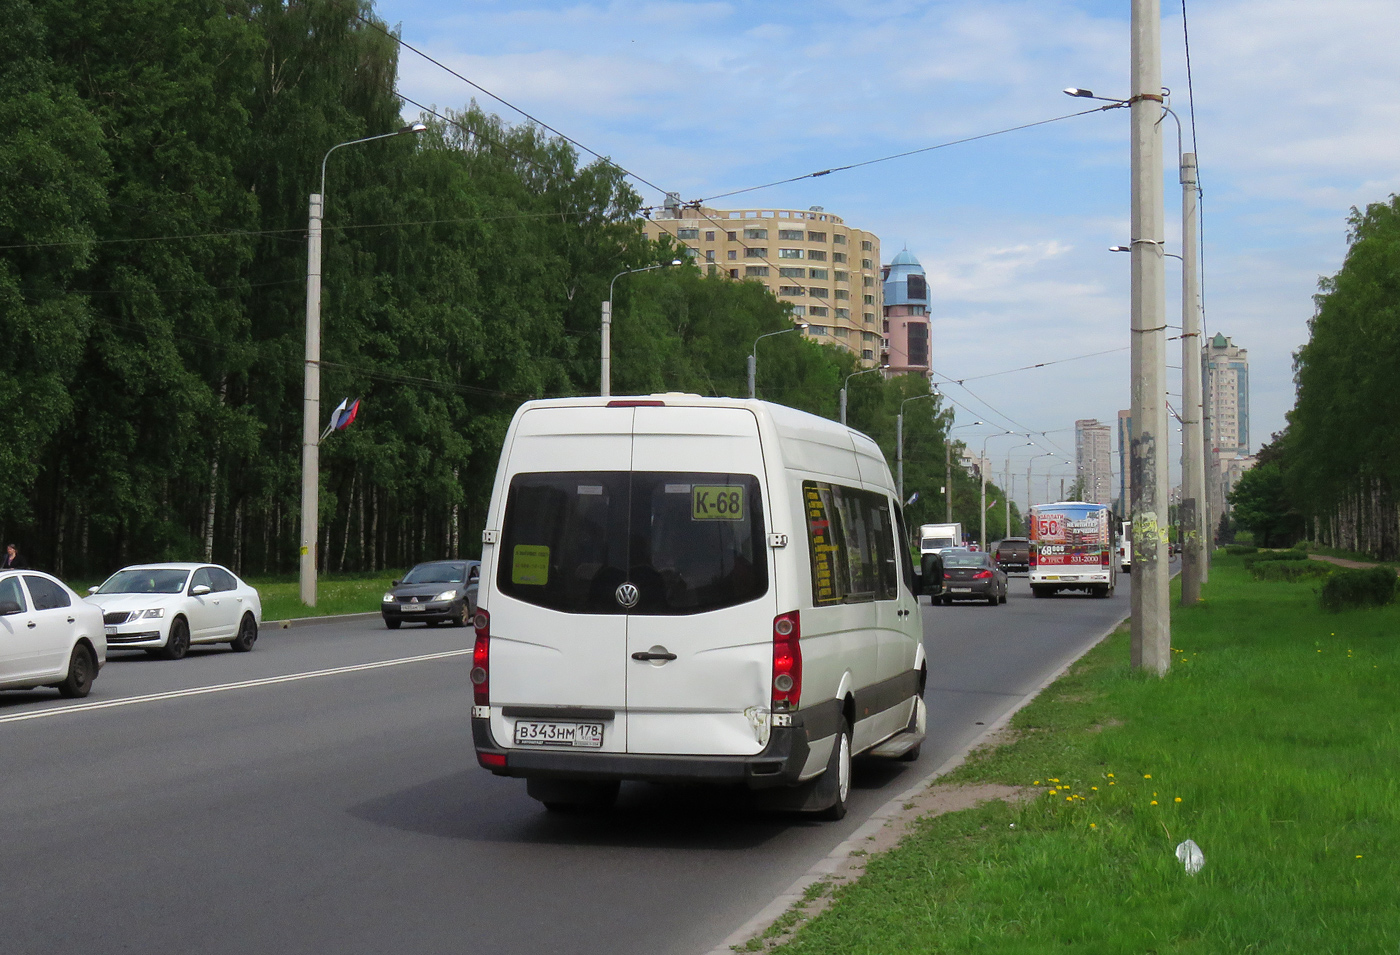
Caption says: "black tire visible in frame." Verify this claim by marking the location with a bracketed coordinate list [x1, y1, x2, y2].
[816, 720, 853, 821]
[230, 613, 258, 652]
[384, 617, 401, 630]
[144, 649, 164, 658]
[527, 778, 620, 813]
[56, 644, 96, 698]
[986, 592, 998, 606]
[451, 602, 468, 627]
[161, 617, 190, 660]
[1031, 586, 1050, 598]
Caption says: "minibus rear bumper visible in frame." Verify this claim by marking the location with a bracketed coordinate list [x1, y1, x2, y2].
[471, 716, 810, 789]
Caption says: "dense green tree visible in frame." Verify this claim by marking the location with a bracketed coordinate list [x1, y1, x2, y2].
[1229, 461, 1302, 548]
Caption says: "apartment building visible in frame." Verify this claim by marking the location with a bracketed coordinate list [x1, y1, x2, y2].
[1075, 418, 1114, 506]
[1204, 333, 1251, 509]
[643, 202, 883, 362]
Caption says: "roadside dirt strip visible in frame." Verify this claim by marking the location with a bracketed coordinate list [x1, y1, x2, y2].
[703, 611, 1130, 955]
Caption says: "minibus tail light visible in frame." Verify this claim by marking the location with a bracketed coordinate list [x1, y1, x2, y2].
[471, 609, 490, 707]
[772, 611, 802, 710]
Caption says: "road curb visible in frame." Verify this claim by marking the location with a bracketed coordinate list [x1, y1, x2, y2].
[702, 610, 1130, 955]
[265, 611, 382, 630]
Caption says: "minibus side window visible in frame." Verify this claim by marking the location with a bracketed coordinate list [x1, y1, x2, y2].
[869, 497, 898, 601]
[803, 481, 893, 605]
[803, 481, 850, 605]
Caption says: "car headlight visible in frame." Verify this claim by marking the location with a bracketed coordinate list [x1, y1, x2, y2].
[131, 608, 165, 620]
[434, 589, 458, 602]
[383, 593, 395, 603]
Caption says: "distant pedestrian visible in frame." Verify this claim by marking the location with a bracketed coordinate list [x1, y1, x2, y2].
[1, 544, 26, 570]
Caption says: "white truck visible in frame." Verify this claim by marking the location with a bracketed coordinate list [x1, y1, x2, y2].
[918, 522, 964, 555]
[1028, 502, 1117, 598]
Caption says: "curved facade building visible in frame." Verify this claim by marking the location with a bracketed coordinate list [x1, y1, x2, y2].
[643, 204, 884, 362]
[881, 249, 931, 377]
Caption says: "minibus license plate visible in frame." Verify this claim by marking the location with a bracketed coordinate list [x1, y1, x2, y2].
[514, 721, 604, 748]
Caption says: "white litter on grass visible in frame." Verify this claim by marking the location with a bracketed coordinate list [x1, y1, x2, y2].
[1176, 839, 1205, 875]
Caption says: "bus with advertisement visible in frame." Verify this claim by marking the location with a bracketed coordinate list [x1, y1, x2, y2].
[1028, 502, 1117, 599]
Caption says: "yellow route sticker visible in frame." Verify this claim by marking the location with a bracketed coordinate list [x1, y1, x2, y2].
[692, 485, 744, 520]
[511, 545, 550, 585]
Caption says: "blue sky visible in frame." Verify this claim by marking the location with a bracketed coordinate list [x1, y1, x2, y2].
[375, 0, 1400, 503]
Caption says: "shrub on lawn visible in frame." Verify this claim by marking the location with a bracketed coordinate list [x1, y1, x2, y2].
[1250, 561, 1332, 582]
[1243, 551, 1310, 568]
[1319, 565, 1398, 612]
[1225, 544, 1258, 556]
[1292, 540, 1313, 552]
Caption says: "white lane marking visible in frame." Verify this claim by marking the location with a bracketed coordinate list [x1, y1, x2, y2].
[0, 649, 473, 726]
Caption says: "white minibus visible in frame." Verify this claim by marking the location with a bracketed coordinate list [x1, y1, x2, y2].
[470, 395, 931, 818]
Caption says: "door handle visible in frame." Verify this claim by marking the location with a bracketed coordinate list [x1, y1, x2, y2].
[27, 621, 36, 629]
[898, 608, 910, 617]
[631, 651, 677, 662]
[68, 617, 75, 623]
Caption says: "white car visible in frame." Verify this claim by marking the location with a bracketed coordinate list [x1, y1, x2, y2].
[86, 563, 262, 659]
[0, 570, 106, 697]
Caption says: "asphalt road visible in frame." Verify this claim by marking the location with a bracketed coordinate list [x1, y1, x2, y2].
[1, 575, 1131, 955]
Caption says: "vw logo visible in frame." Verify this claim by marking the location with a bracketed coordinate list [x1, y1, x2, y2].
[411, 597, 419, 604]
[615, 582, 640, 609]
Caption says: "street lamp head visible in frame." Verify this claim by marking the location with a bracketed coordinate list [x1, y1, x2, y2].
[401, 122, 428, 134]
[669, 258, 683, 266]
[1064, 87, 1095, 98]
[1109, 245, 1130, 252]
[798, 321, 810, 330]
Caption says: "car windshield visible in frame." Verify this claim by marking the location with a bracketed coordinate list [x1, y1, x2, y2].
[923, 536, 954, 549]
[97, 569, 189, 594]
[944, 553, 987, 568]
[402, 562, 469, 585]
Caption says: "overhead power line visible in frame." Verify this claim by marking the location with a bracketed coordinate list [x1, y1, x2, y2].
[695, 105, 1116, 204]
[346, 6, 671, 198]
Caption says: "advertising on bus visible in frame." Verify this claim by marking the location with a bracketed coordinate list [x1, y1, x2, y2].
[1028, 502, 1116, 599]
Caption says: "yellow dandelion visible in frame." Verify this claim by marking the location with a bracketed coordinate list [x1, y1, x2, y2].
[1356, 855, 1363, 859]
[1109, 781, 1115, 786]
[1107, 773, 1114, 778]
[1091, 786, 1098, 791]
[1151, 800, 1158, 806]
[1066, 796, 1073, 802]
[1050, 778, 1059, 783]
[1089, 823, 1096, 828]
[1033, 780, 1040, 785]
[1175, 797, 1182, 803]
[1144, 774, 1152, 779]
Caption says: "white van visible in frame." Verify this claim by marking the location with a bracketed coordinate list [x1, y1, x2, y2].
[470, 395, 930, 818]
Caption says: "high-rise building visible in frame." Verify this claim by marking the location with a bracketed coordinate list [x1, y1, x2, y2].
[1075, 418, 1114, 505]
[1204, 333, 1251, 508]
[881, 250, 931, 377]
[644, 203, 883, 362]
[1117, 409, 1133, 514]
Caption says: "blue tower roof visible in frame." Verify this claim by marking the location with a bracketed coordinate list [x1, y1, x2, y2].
[883, 248, 928, 307]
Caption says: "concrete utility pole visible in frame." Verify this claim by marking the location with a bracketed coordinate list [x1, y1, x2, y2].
[1179, 152, 1206, 605]
[1129, 0, 1172, 674]
[302, 123, 425, 607]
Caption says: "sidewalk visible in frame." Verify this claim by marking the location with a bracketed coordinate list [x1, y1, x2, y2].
[1308, 553, 1398, 572]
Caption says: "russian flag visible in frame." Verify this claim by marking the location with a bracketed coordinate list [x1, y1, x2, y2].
[329, 397, 361, 432]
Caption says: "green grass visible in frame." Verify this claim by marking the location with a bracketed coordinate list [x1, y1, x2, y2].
[772, 553, 1400, 953]
[253, 571, 407, 621]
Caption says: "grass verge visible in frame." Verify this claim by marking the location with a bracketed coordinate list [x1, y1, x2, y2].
[770, 553, 1400, 953]
[254, 571, 404, 621]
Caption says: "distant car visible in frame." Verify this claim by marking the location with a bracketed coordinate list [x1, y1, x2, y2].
[995, 537, 1030, 574]
[0, 570, 106, 697]
[382, 560, 480, 629]
[86, 563, 262, 659]
[938, 550, 1008, 606]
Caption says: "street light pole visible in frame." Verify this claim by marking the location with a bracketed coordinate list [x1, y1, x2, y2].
[602, 259, 683, 397]
[979, 432, 1020, 550]
[1180, 152, 1206, 604]
[1027, 452, 1055, 512]
[896, 389, 939, 502]
[301, 123, 426, 608]
[749, 322, 808, 399]
[839, 364, 887, 426]
[1129, 0, 1172, 674]
[943, 421, 983, 524]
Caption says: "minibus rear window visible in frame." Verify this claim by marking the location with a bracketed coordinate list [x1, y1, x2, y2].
[497, 471, 768, 615]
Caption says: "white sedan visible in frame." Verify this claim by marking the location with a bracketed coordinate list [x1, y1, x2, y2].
[86, 563, 262, 660]
[0, 570, 106, 697]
